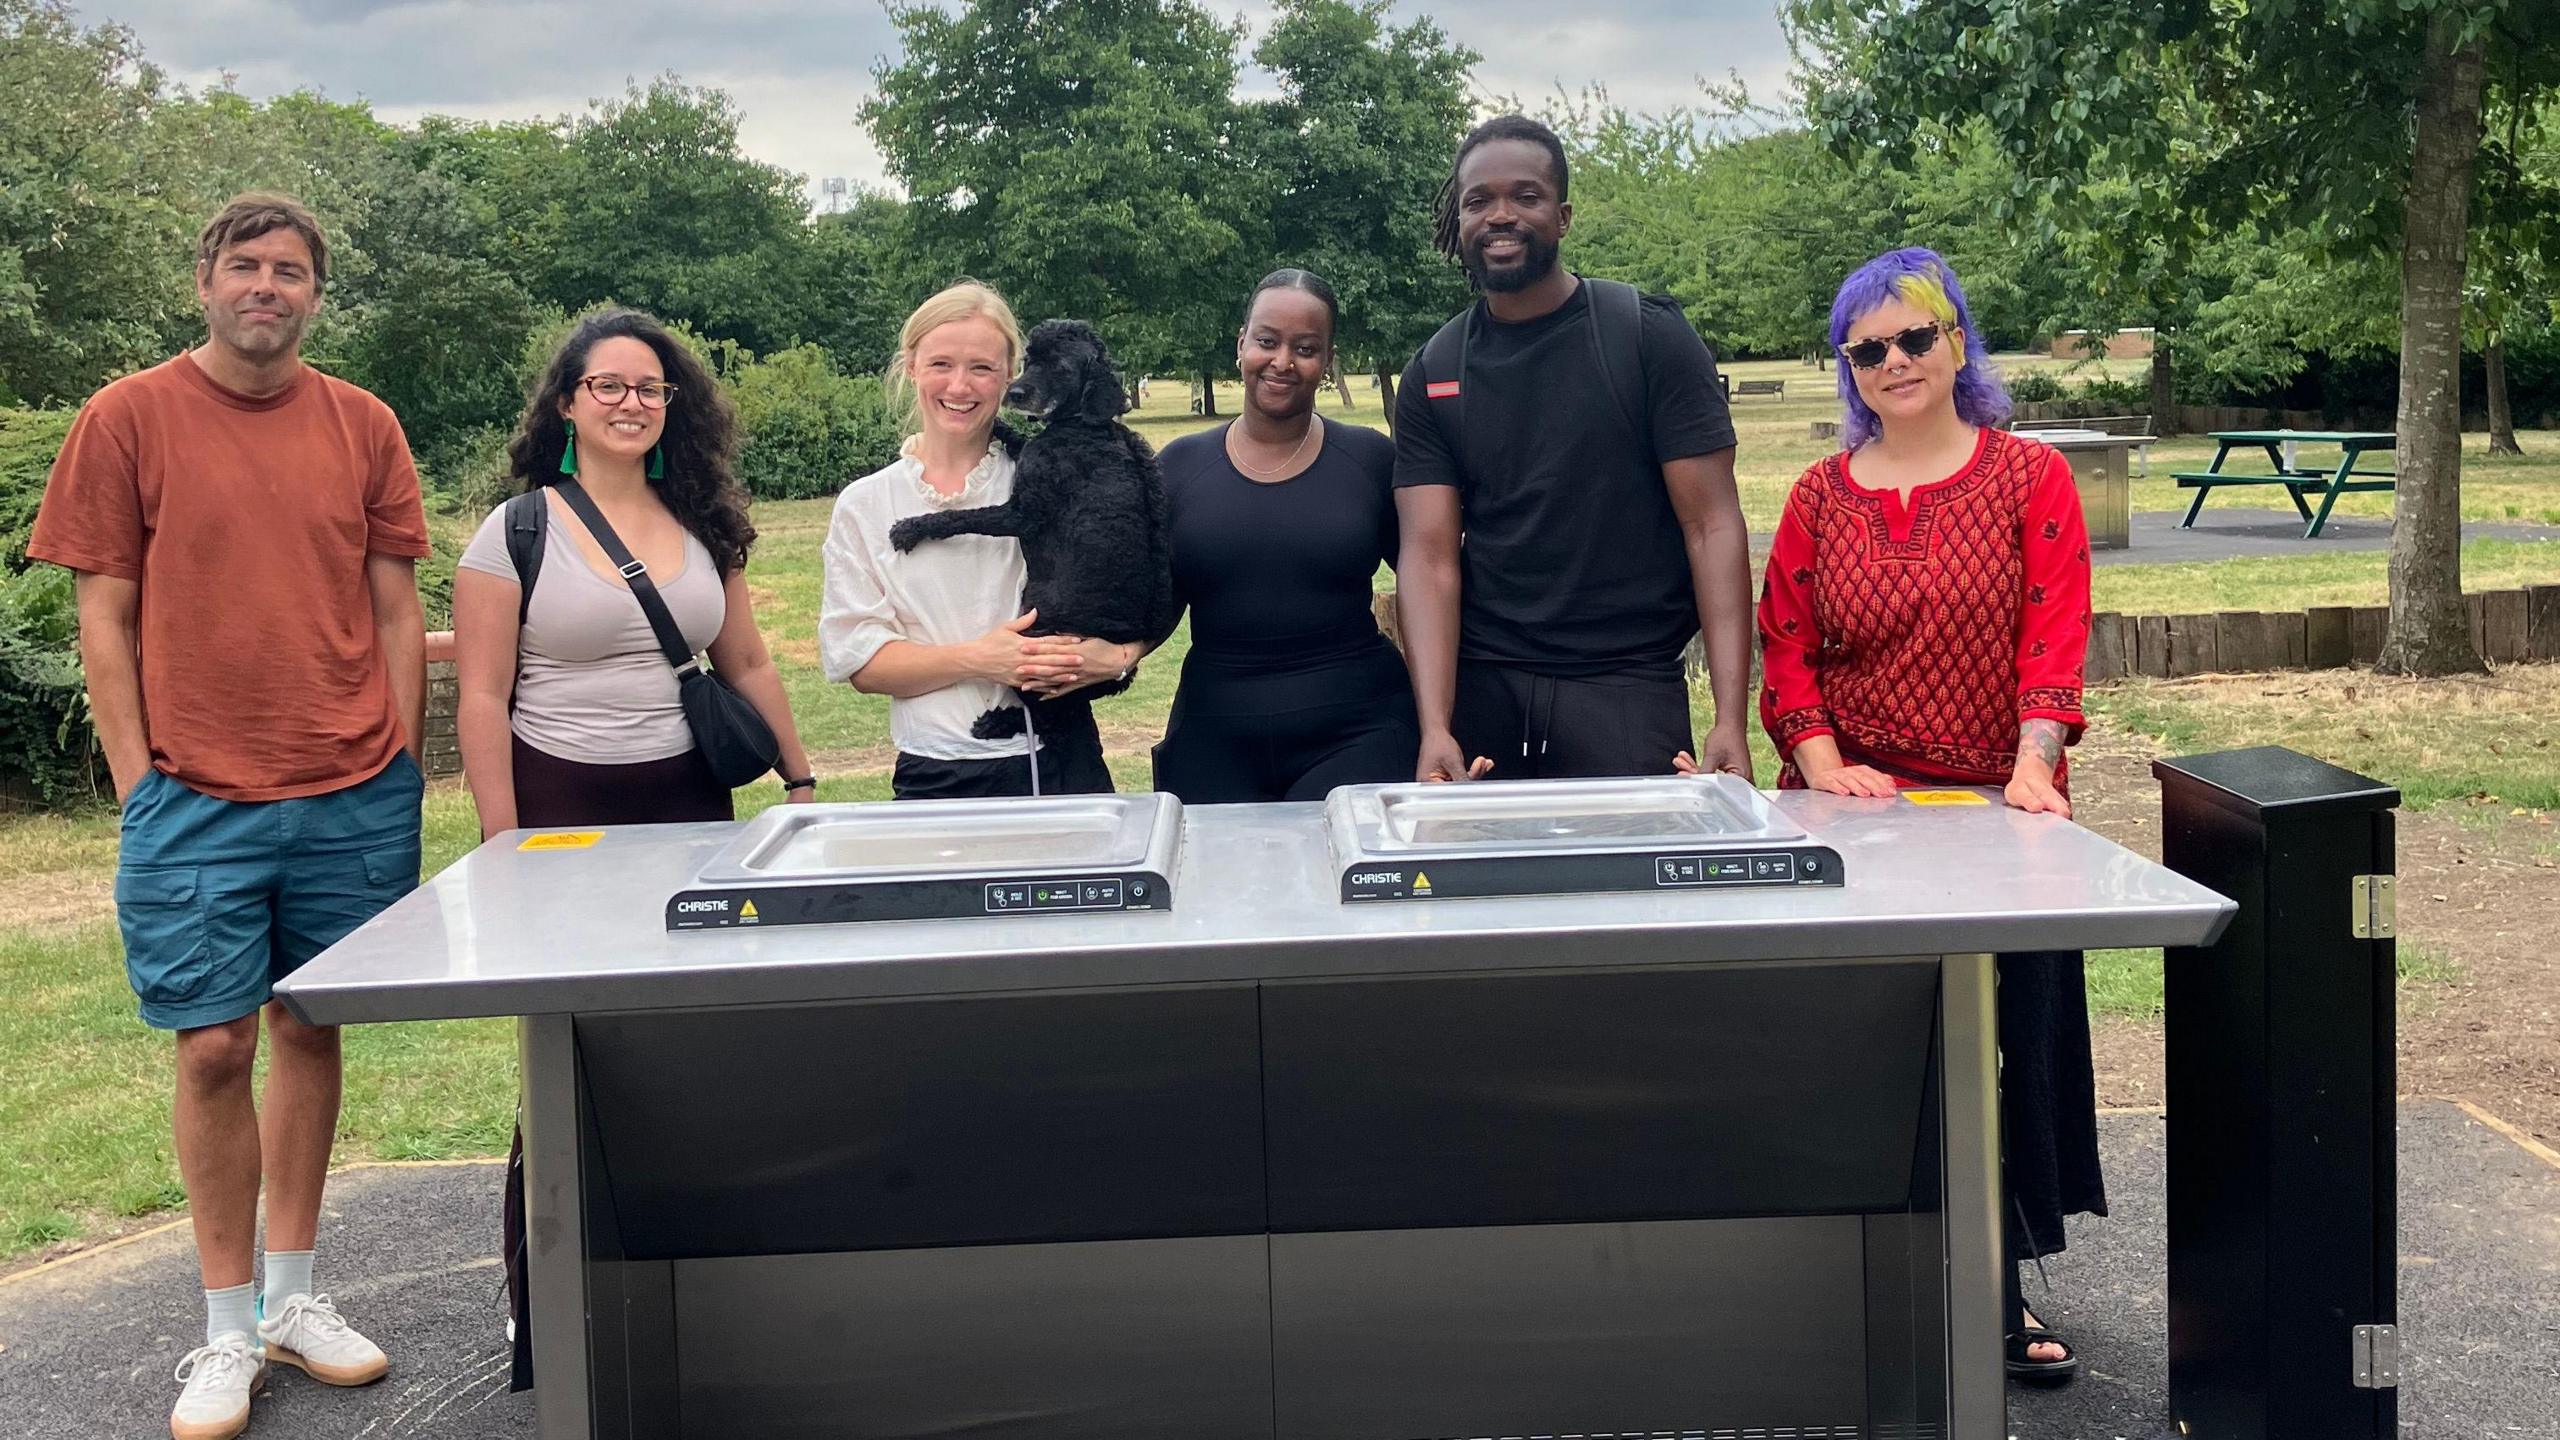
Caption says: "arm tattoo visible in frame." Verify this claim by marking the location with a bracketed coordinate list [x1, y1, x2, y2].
[2019, 718, 2066, 769]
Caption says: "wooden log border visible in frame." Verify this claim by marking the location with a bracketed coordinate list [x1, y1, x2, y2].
[2083, 584, 2560, 683]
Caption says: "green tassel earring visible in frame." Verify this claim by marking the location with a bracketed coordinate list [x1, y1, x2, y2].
[646, 445, 664, 480]
[558, 424, 578, 476]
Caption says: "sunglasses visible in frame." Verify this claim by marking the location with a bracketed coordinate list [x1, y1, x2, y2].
[1838, 323, 1944, 370]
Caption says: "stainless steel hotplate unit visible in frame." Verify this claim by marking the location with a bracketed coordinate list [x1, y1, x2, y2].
[1325, 774, 1843, 902]
[665, 794, 1180, 929]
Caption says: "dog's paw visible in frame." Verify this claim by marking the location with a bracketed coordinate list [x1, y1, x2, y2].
[888, 517, 927, 553]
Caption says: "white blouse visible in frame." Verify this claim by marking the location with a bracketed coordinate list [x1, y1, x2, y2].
[819, 438, 1042, 762]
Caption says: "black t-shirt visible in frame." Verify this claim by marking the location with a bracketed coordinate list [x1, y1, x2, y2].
[1160, 416, 1398, 667]
[1393, 280, 1737, 676]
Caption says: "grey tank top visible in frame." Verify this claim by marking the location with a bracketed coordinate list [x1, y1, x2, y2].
[457, 504, 726, 765]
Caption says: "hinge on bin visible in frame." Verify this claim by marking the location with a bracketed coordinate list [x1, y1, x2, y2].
[2351, 1323, 2400, 1388]
[2351, 875, 2397, 940]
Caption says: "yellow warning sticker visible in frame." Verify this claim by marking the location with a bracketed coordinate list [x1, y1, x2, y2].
[517, 831, 604, 851]
[739, 899, 760, 920]
[1903, 790, 1990, 807]
[1413, 871, 1434, 893]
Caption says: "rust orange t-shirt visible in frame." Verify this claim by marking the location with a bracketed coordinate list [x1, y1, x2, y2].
[29, 353, 431, 801]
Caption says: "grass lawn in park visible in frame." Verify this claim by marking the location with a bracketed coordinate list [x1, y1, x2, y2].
[6, 351, 2560, 1259]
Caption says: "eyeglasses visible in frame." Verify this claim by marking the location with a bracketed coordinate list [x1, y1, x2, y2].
[578, 376, 678, 408]
[1837, 323, 1943, 370]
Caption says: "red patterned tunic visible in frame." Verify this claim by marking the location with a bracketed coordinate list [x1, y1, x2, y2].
[1757, 427, 2091, 790]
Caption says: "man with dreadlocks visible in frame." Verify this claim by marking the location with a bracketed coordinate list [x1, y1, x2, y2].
[1392, 114, 1753, 783]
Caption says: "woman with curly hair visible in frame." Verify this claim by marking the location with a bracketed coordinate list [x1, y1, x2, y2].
[1749, 247, 2100, 1387]
[453, 307, 815, 838]
[454, 307, 815, 1389]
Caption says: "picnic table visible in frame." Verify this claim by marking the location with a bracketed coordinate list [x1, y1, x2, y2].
[2173, 430, 2396, 539]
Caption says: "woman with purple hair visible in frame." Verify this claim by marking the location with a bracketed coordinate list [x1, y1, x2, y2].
[1756, 246, 2100, 1385]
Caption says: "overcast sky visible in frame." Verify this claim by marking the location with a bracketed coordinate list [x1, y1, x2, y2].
[82, 0, 1791, 206]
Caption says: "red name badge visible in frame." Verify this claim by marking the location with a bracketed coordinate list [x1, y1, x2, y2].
[1425, 381, 1460, 399]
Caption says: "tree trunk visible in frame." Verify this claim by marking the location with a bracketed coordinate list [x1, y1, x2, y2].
[2148, 332, 2176, 436]
[1375, 362, 1398, 414]
[2376, 16, 2488, 677]
[1197, 369, 1218, 417]
[2486, 327, 2522, 456]
[1328, 357, 1356, 410]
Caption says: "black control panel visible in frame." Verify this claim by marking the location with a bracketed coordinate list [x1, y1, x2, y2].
[667, 870, 1171, 930]
[1649, 850, 1828, 886]
[1341, 846, 1841, 903]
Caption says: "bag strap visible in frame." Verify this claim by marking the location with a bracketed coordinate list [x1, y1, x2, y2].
[1419, 305, 1471, 472]
[546, 479, 701, 677]
[503, 490, 548, 627]
[1581, 276, 1653, 464]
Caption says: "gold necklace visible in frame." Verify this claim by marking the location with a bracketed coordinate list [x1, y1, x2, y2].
[1227, 418, 1317, 480]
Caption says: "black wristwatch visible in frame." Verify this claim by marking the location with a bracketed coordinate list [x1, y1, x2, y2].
[781, 774, 817, 793]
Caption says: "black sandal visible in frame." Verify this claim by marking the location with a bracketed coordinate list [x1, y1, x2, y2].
[2006, 1325, 2081, 1385]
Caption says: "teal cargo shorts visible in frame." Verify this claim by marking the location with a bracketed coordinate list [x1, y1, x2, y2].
[113, 753, 425, 1031]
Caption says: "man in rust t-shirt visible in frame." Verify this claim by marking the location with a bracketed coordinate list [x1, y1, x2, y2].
[30, 193, 426, 1439]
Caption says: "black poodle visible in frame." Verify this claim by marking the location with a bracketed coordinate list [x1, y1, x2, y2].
[890, 318, 1178, 740]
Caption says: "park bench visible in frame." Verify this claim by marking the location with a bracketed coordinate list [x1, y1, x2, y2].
[1733, 379, 1786, 399]
[2172, 429, 2396, 540]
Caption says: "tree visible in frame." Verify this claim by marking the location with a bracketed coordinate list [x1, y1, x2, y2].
[1555, 97, 2079, 370]
[1786, 0, 2560, 676]
[533, 80, 816, 357]
[799, 190, 924, 375]
[863, 0, 1261, 394]
[0, 0, 191, 406]
[1249, 0, 1477, 404]
[2471, 96, 2560, 455]
[328, 253, 541, 476]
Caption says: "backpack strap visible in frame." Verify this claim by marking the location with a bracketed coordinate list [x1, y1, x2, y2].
[1581, 276, 1654, 466]
[1419, 306, 1472, 473]
[503, 489, 548, 627]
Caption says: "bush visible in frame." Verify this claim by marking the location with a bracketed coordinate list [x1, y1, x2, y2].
[2075, 374, 2150, 409]
[2004, 371, 2065, 404]
[0, 563, 99, 806]
[422, 423, 516, 517]
[0, 407, 75, 567]
[727, 345, 903, 501]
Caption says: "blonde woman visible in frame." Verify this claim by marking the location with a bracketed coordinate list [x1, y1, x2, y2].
[819, 283, 1122, 797]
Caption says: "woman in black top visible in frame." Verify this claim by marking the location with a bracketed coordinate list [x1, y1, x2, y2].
[1149, 269, 1419, 803]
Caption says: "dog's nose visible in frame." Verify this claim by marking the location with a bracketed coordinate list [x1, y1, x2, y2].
[1003, 380, 1036, 410]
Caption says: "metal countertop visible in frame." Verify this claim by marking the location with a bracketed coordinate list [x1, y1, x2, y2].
[276, 791, 2234, 1025]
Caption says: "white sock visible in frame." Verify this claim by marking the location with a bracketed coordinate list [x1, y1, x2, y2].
[262, 1250, 314, 1314]
[206, 1282, 257, 1345]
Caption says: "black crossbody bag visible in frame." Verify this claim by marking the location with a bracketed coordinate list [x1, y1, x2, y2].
[548, 479, 781, 788]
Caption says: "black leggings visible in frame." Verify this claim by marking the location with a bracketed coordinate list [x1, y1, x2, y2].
[1153, 643, 1418, 804]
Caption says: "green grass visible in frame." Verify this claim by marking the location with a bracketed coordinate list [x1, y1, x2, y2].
[2084, 941, 2462, 1022]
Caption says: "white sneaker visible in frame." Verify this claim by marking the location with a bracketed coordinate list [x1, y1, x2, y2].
[171, 1332, 265, 1440]
[256, 1293, 389, 1387]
